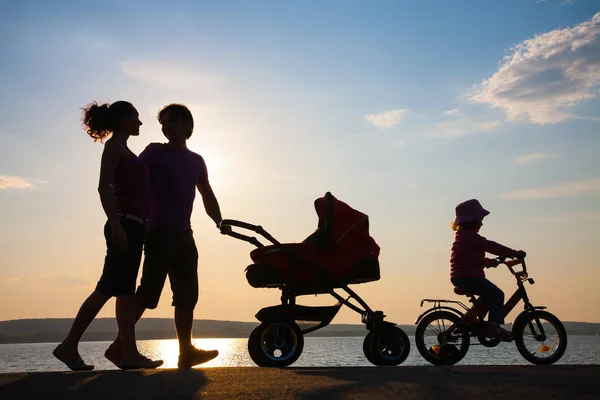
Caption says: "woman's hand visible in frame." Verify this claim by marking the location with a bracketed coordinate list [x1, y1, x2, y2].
[111, 223, 128, 251]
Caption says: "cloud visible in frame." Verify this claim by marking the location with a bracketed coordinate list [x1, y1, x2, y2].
[514, 153, 556, 165]
[120, 60, 229, 90]
[443, 108, 461, 117]
[535, 0, 574, 4]
[0, 176, 34, 190]
[6, 276, 90, 286]
[468, 12, 600, 124]
[431, 118, 502, 138]
[365, 109, 409, 129]
[503, 177, 600, 199]
[531, 211, 600, 223]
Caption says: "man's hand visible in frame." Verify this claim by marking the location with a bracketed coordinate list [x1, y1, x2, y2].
[219, 223, 232, 235]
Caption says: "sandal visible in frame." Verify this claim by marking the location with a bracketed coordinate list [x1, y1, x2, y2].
[53, 346, 94, 371]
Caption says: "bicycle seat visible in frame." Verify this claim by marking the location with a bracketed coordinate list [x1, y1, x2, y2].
[453, 286, 473, 296]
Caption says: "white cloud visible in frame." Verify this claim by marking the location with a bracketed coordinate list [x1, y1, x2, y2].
[468, 12, 600, 124]
[6, 276, 90, 286]
[0, 176, 34, 190]
[514, 153, 556, 165]
[120, 60, 229, 90]
[431, 118, 502, 138]
[443, 108, 461, 117]
[365, 109, 409, 130]
[503, 177, 600, 199]
[531, 211, 600, 223]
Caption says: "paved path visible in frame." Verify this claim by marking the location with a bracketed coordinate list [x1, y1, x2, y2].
[1, 365, 599, 399]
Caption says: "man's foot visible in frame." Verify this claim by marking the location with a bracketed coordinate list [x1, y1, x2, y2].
[178, 348, 219, 369]
[104, 343, 122, 368]
[119, 354, 164, 370]
[53, 343, 94, 371]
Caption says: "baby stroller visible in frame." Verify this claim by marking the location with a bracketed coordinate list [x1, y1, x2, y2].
[220, 192, 410, 367]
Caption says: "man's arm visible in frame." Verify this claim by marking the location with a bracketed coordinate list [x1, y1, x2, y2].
[196, 182, 225, 228]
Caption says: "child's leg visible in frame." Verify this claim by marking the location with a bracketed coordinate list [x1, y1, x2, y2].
[477, 279, 505, 324]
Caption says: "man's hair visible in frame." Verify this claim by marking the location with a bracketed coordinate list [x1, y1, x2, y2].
[157, 103, 194, 138]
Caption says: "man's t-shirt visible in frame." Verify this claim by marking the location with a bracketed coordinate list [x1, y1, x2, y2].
[139, 143, 208, 231]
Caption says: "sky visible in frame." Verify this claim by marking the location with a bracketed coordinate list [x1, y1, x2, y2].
[0, 0, 599, 326]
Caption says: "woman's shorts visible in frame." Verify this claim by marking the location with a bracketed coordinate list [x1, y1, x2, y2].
[96, 216, 146, 297]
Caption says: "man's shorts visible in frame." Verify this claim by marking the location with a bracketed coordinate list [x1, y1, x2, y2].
[136, 225, 199, 309]
[96, 217, 145, 297]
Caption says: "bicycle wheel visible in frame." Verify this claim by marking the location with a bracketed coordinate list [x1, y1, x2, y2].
[513, 310, 567, 365]
[415, 311, 470, 365]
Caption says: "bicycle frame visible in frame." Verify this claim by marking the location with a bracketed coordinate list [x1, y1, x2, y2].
[416, 258, 548, 339]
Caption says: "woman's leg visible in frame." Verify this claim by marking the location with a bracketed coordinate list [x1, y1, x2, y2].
[53, 290, 111, 370]
[115, 294, 162, 368]
[109, 220, 163, 369]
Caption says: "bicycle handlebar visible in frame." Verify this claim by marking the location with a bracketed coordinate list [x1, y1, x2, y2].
[496, 256, 528, 280]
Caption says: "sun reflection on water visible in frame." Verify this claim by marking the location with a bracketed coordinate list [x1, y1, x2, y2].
[139, 338, 252, 368]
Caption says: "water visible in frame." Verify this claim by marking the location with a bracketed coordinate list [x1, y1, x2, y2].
[0, 336, 598, 373]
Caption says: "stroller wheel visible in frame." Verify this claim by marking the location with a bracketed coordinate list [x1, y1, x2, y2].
[363, 327, 410, 366]
[247, 321, 304, 367]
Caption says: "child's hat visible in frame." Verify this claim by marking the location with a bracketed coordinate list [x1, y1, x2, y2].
[455, 199, 490, 224]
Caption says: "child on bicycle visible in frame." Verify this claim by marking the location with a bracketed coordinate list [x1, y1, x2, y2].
[450, 199, 525, 339]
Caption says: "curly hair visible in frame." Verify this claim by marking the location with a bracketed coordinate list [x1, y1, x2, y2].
[81, 101, 134, 142]
[451, 220, 483, 232]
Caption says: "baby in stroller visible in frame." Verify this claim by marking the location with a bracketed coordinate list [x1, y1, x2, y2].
[220, 192, 410, 367]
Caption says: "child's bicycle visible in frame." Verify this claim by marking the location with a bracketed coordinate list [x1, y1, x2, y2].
[414, 256, 567, 365]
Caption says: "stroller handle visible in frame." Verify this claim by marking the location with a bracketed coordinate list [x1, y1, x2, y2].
[220, 219, 281, 248]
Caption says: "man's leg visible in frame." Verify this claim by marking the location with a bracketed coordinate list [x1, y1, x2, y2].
[174, 306, 195, 354]
[170, 231, 218, 368]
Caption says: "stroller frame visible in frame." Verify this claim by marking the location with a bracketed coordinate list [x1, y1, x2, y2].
[221, 215, 411, 367]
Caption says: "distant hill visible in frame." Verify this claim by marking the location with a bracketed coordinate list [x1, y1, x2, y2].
[0, 318, 598, 344]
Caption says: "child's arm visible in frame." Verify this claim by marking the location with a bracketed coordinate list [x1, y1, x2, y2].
[484, 239, 520, 259]
[484, 258, 499, 268]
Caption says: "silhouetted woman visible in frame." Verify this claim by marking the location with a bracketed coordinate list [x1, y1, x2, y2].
[53, 101, 163, 370]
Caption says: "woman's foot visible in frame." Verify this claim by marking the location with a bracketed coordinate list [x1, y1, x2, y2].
[119, 353, 164, 370]
[104, 342, 122, 368]
[53, 343, 94, 371]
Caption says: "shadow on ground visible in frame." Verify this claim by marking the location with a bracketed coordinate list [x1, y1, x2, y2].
[0, 369, 207, 400]
[292, 365, 600, 400]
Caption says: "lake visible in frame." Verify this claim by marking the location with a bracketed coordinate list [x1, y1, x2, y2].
[1, 336, 598, 373]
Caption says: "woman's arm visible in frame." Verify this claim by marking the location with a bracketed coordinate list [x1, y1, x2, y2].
[98, 140, 127, 249]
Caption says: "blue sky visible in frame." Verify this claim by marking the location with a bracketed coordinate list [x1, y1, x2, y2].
[1, 0, 599, 324]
